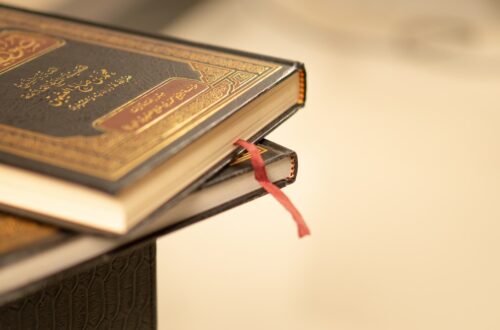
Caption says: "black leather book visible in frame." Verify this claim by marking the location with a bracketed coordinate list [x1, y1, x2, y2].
[0, 140, 297, 304]
[0, 240, 157, 329]
[0, 4, 306, 234]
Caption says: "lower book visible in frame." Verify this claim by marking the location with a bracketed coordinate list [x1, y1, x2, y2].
[0, 140, 298, 304]
[0, 241, 158, 329]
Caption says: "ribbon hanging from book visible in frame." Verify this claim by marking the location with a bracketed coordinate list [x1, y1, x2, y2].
[234, 139, 310, 238]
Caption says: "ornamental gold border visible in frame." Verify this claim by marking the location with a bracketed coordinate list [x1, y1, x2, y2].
[0, 8, 282, 180]
[0, 30, 65, 75]
[229, 145, 268, 165]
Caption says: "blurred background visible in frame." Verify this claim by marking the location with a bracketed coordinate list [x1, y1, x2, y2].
[3, 0, 500, 329]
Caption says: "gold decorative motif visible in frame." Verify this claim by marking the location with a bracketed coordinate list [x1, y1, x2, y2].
[190, 62, 232, 84]
[0, 12, 272, 74]
[0, 30, 65, 74]
[228, 71, 257, 90]
[0, 213, 58, 255]
[230, 145, 268, 165]
[0, 8, 282, 180]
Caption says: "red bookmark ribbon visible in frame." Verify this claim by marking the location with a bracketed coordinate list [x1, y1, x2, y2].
[235, 139, 310, 238]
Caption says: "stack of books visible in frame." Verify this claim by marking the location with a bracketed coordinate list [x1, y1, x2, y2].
[0, 4, 307, 323]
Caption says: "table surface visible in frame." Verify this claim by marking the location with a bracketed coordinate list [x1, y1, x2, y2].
[3, 1, 500, 329]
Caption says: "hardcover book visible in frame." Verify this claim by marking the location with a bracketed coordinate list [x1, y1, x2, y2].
[0, 140, 298, 303]
[0, 241, 157, 329]
[0, 5, 306, 234]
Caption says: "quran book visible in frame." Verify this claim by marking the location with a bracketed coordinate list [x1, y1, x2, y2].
[0, 140, 298, 302]
[0, 5, 306, 234]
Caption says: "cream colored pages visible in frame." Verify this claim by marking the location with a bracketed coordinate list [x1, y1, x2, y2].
[2, 0, 499, 329]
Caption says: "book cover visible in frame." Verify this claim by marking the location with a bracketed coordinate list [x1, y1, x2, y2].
[0, 241, 157, 329]
[0, 4, 305, 193]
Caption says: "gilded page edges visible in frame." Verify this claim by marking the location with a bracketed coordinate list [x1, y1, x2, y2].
[297, 68, 306, 105]
[0, 214, 58, 255]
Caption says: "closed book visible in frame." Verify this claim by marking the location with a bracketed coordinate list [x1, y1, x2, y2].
[0, 4, 306, 234]
[0, 140, 298, 304]
[0, 241, 158, 329]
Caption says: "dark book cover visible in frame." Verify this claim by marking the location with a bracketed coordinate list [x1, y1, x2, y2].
[0, 4, 305, 194]
[0, 241, 157, 329]
[0, 140, 297, 304]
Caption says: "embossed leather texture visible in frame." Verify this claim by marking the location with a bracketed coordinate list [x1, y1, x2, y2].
[0, 241, 157, 329]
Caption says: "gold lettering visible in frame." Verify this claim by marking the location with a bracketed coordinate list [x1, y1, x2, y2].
[13, 65, 133, 111]
[19, 65, 88, 100]
[119, 82, 199, 132]
[67, 74, 132, 111]
[14, 67, 59, 89]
